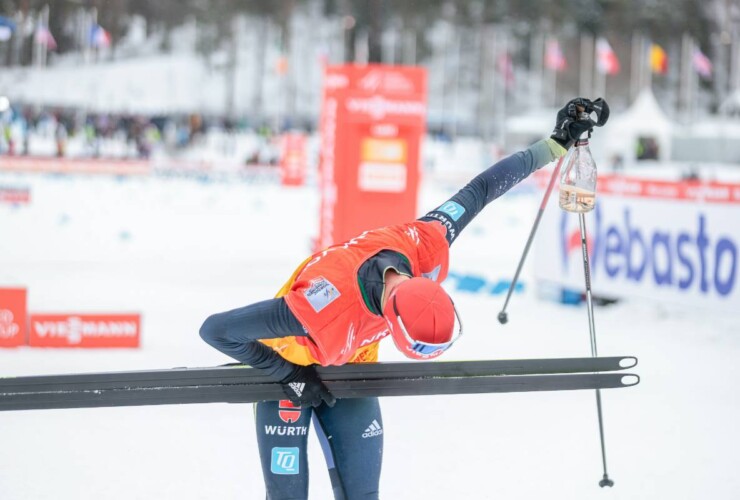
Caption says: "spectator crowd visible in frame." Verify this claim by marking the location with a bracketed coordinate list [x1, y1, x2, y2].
[0, 102, 288, 163]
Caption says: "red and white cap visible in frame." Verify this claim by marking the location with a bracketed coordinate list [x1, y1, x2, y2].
[382, 277, 462, 360]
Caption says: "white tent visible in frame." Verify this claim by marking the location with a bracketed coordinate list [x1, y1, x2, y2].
[602, 88, 673, 166]
[504, 91, 675, 168]
[719, 89, 740, 116]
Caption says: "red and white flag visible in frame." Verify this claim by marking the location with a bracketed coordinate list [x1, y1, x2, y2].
[545, 38, 567, 71]
[497, 52, 514, 89]
[596, 37, 620, 75]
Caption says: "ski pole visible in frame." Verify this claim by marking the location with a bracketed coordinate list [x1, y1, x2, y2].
[497, 154, 565, 325]
[578, 212, 614, 488]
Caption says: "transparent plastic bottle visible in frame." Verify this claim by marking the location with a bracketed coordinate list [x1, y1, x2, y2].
[558, 138, 597, 213]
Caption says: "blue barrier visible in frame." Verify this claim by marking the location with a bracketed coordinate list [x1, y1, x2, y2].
[446, 271, 524, 296]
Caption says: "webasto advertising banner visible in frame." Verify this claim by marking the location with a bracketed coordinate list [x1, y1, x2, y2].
[534, 172, 739, 311]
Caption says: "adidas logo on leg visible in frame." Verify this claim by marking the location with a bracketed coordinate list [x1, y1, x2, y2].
[362, 419, 383, 438]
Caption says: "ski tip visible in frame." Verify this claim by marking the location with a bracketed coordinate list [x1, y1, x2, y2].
[618, 356, 638, 369]
[621, 374, 640, 387]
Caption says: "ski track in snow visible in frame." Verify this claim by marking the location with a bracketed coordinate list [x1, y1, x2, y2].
[0, 171, 738, 500]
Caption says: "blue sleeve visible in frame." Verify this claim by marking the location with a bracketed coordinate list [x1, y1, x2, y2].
[420, 139, 565, 245]
[199, 298, 306, 381]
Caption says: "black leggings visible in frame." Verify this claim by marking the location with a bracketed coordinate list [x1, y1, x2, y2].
[255, 397, 383, 500]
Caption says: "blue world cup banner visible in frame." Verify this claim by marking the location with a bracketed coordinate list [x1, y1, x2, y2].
[534, 173, 739, 311]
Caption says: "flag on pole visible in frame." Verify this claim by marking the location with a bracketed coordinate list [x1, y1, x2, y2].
[596, 37, 620, 75]
[692, 47, 713, 79]
[497, 52, 515, 89]
[317, 44, 330, 66]
[89, 24, 111, 49]
[545, 38, 567, 71]
[35, 24, 57, 50]
[650, 43, 668, 74]
[0, 15, 15, 42]
[276, 55, 289, 76]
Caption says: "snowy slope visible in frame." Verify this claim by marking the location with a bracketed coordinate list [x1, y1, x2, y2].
[0, 169, 738, 500]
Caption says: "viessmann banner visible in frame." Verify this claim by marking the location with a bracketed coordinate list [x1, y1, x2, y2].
[534, 171, 739, 311]
[28, 314, 141, 348]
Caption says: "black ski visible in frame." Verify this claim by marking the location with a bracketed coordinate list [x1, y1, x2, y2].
[0, 356, 637, 393]
[0, 356, 639, 412]
[0, 373, 639, 411]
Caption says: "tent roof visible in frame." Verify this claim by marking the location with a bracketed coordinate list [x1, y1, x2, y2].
[610, 88, 673, 135]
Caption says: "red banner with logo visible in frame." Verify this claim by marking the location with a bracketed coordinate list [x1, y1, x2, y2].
[0, 288, 27, 347]
[28, 313, 141, 348]
[280, 133, 307, 186]
[533, 171, 740, 205]
[317, 64, 427, 249]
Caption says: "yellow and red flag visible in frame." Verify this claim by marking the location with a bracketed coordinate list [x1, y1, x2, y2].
[650, 44, 668, 74]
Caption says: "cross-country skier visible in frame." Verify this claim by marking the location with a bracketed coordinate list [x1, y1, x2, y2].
[199, 97, 608, 500]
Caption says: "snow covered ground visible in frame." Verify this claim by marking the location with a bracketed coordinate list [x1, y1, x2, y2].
[0, 167, 739, 499]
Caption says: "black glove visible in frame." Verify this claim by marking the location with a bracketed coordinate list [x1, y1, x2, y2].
[550, 97, 610, 149]
[280, 364, 336, 408]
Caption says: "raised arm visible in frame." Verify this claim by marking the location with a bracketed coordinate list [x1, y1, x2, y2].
[420, 138, 565, 245]
[420, 97, 609, 246]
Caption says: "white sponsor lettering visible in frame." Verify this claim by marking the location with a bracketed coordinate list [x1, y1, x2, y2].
[358, 70, 414, 93]
[405, 226, 420, 245]
[0, 309, 19, 339]
[0, 309, 14, 323]
[362, 419, 384, 438]
[32, 317, 138, 345]
[341, 322, 356, 355]
[346, 96, 426, 120]
[359, 329, 389, 346]
[645, 184, 680, 198]
[605, 179, 642, 196]
[264, 425, 309, 436]
[325, 73, 349, 90]
[358, 162, 407, 193]
[685, 185, 731, 201]
[288, 382, 305, 397]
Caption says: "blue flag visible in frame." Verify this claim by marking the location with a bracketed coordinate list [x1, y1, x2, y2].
[0, 16, 15, 42]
